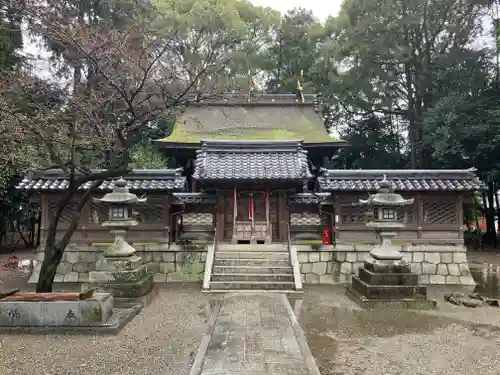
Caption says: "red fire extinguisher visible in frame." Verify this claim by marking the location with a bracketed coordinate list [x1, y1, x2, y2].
[322, 227, 332, 245]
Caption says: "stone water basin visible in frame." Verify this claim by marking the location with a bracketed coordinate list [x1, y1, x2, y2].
[0, 290, 114, 327]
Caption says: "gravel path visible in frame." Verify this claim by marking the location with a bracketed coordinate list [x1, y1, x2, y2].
[0, 285, 211, 375]
[300, 285, 500, 375]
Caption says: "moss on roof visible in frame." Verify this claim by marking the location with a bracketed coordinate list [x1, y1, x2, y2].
[156, 105, 340, 143]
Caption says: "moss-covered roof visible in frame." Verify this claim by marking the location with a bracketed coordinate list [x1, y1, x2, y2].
[156, 99, 340, 144]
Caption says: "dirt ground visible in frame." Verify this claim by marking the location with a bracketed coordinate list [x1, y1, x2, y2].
[1, 250, 500, 375]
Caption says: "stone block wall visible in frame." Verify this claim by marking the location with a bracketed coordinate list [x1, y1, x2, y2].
[294, 244, 475, 286]
[30, 243, 207, 285]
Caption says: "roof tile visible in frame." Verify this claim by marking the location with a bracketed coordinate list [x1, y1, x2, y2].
[17, 169, 186, 191]
[318, 169, 483, 192]
[193, 140, 313, 181]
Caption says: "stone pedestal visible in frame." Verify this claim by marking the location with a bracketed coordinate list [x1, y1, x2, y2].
[87, 255, 153, 301]
[0, 293, 114, 327]
[346, 257, 437, 309]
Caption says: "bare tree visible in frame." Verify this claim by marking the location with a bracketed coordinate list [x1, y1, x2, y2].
[0, 0, 236, 292]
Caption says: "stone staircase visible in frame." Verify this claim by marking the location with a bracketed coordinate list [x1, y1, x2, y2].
[208, 244, 298, 292]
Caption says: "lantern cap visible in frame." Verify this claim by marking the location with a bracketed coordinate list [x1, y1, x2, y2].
[359, 175, 414, 207]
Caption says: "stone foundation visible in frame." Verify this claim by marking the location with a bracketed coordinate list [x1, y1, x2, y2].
[31, 242, 474, 287]
[30, 243, 207, 285]
[295, 244, 475, 286]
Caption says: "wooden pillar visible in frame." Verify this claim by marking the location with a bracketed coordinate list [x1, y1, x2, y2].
[80, 194, 90, 239]
[278, 191, 287, 241]
[416, 195, 423, 239]
[215, 192, 225, 242]
[164, 195, 170, 239]
[457, 194, 464, 239]
[333, 194, 340, 242]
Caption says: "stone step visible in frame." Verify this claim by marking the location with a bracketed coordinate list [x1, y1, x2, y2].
[358, 268, 419, 286]
[203, 289, 303, 294]
[211, 273, 294, 282]
[351, 276, 428, 300]
[209, 281, 296, 290]
[213, 258, 290, 266]
[215, 251, 289, 259]
[217, 244, 287, 252]
[213, 265, 293, 274]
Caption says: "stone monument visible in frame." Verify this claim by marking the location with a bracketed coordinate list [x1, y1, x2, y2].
[87, 178, 154, 302]
[346, 177, 437, 309]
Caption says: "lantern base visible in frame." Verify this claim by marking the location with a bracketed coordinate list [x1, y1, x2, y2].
[346, 260, 436, 310]
[364, 257, 410, 274]
[88, 255, 154, 302]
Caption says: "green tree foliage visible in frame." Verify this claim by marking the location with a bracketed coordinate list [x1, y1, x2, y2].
[130, 144, 168, 169]
[337, 115, 407, 169]
[263, 8, 325, 93]
[4, 0, 247, 292]
[0, 0, 23, 72]
[8, 0, 500, 285]
[320, 0, 488, 168]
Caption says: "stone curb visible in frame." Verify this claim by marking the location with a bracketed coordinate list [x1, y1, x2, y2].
[187, 299, 221, 375]
[281, 294, 322, 375]
[0, 304, 142, 335]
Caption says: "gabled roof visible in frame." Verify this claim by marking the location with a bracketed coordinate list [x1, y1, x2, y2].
[317, 169, 483, 192]
[155, 94, 343, 145]
[193, 139, 313, 181]
[17, 169, 186, 192]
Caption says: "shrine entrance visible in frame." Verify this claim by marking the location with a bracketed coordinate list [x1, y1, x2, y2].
[231, 189, 274, 244]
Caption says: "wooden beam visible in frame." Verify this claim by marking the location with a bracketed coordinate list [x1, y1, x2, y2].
[215, 192, 225, 242]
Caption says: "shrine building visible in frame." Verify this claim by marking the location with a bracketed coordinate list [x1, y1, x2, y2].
[19, 93, 482, 291]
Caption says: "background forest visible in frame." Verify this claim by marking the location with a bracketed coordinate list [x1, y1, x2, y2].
[2, 0, 500, 254]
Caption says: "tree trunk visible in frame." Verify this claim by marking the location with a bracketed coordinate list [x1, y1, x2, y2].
[35, 174, 118, 292]
[482, 183, 498, 248]
[495, 183, 500, 240]
[488, 182, 498, 248]
[36, 242, 64, 293]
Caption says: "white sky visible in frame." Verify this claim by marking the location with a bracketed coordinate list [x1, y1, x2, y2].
[250, 0, 342, 21]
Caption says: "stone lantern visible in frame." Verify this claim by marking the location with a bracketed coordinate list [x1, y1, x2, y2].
[345, 176, 436, 309]
[87, 178, 153, 301]
[360, 176, 414, 270]
[92, 178, 146, 258]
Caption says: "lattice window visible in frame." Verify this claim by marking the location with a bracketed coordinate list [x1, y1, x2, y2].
[48, 199, 79, 225]
[423, 199, 457, 224]
[340, 205, 367, 224]
[290, 212, 321, 226]
[183, 213, 213, 225]
[135, 199, 165, 224]
[396, 206, 414, 224]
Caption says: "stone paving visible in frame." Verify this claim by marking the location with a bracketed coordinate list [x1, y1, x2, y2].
[195, 293, 319, 375]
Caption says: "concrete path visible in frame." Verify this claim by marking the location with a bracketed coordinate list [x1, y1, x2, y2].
[189, 293, 321, 375]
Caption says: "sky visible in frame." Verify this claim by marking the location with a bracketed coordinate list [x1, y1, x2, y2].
[250, 0, 342, 21]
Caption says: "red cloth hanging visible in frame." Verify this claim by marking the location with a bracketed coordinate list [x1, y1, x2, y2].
[265, 187, 269, 225]
[233, 187, 237, 220]
[249, 194, 254, 220]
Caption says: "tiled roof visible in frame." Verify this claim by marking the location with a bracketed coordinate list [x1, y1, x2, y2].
[318, 169, 483, 192]
[193, 139, 313, 181]
[17, 169, 186, 191]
